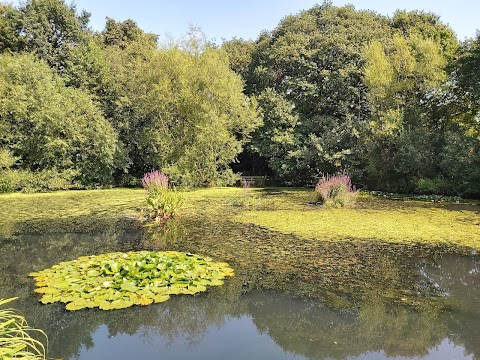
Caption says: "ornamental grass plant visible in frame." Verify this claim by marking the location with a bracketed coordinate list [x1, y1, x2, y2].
[141, 171, 184, 220]
[315, 171, 358, 207]
[0, 297, 47, 359]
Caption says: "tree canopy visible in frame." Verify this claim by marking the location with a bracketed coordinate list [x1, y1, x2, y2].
[0, 0, 479, 196]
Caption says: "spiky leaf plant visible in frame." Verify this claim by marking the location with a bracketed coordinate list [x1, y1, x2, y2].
[0, 297, 47, 359]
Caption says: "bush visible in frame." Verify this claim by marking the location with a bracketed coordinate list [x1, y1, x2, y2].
[141, 170, 184, 220]
[415, 177, 450, 195]
[315, 171, 358, 207]
[0, 169, 78, 193]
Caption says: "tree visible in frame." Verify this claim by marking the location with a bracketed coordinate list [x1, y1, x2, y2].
[97, 26, 261, 186]
[0, 3, 24, 52]
[455, 33, 480, 134]
[244, 3, 391, 184]
[1, 0, 90, 70]
[221, 38, 256, 79]
[0, 53, 119, 185]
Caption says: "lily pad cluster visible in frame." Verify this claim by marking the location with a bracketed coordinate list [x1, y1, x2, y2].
[29, 251, 234, 311]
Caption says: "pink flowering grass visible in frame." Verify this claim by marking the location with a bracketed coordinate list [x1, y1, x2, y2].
[240, 178, 252, 192]
[140, 170, 184, 220]
[315, 171, 358, 207]
[141, 170, 168, 193]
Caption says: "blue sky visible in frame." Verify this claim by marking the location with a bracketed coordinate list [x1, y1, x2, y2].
[54, 1, 480, 42]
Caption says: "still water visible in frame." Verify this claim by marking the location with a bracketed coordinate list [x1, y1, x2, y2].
[0, 221, 479, 360]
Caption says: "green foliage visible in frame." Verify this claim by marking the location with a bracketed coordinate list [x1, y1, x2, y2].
[235, 3, 480, 196]
[141, 171, 185, 220]
[0, 148, 17, 169]
[102, 17, 158, 49]
[391, 10, 459, 61]
[0, 3, 24, 52]
[243, 4, 391, 184]
[145, 189, 185, 221]
[0, 0, 478, 195]
[30, 251, 234, 310]
[0, 168, 78, 193]
[10, 0, 89, 69]
[0, 52, 119, 186]
[415, 177, 449, 195]
[221, 38, 256, 78]
[100, 30, 261, 185]
[0, 298, 47, 359]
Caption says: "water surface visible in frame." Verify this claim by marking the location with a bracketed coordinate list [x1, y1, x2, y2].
[0, 218, 479, 359]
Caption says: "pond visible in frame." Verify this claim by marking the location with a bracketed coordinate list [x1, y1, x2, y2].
[0, 213, 479, 360]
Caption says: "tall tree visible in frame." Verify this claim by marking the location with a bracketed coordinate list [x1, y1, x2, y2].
[244, 3, 391, 184]
[1, 0, 90, 70]
[0, 3, 24, 52]
[97, 25, 261, 185]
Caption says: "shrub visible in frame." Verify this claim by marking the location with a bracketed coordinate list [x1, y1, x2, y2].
[0, 169, 78, 193]
[315, 171, 358, 207]
[141, 170, 184, 220]
[0, 297, 47, 359]
[415, 177, 450, 195]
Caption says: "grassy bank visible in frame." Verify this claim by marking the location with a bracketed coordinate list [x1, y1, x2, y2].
[0, 189, 145, 234]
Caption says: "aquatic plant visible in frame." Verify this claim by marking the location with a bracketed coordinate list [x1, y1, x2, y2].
[29, 251, 234, 311]
[0, 297, 47, 359]
[315, 171, 358, 207]
[241, 178, 252, 191]
[141, 171, 184, 220]
[141, 170, 168, 193]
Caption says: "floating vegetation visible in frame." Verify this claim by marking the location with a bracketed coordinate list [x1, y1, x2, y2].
[29, 251, 234, 311]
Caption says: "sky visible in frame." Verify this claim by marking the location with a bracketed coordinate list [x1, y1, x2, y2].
[26, 0, 480, 43]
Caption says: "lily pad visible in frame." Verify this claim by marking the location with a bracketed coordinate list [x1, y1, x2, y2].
[29, 251, 234, 311]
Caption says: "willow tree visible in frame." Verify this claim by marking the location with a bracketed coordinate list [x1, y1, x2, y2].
[97, 23, 260, 186]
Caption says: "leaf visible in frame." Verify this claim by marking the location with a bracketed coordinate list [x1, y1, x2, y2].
[153, 294, 170, 303]
[35, 287, 61, 295]
[40, 295, 57, 304]
[136, 296, 153, 306]
[86, 270, 100, 277]
[30, 250, 234, 310]
[65, 298, 87, 311]
[120, 282, 139, 292]
[209, 279, 224, 286]
[109, 299, 133, 309]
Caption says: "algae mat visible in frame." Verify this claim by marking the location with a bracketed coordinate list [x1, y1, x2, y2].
[236, 207, 480, 249]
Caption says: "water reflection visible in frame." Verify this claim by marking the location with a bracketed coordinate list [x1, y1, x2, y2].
[0, 224, 479, 359]
[33, 290, 478, 360]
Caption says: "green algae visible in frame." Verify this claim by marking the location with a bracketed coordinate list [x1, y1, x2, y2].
[236, 206, 480, 249]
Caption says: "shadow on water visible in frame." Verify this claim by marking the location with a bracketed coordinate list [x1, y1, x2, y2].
[0, 209, 479, 359]
[444, 203, 480, 213]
